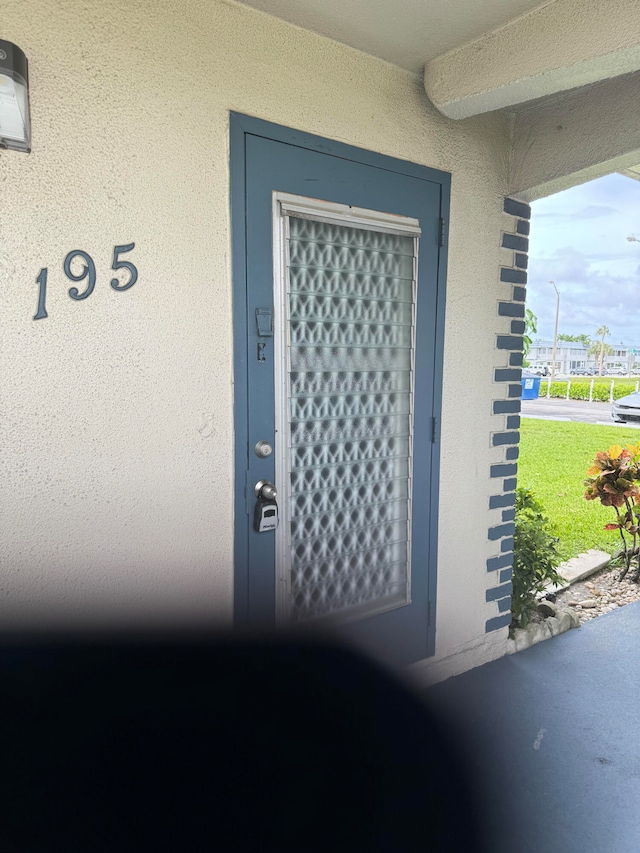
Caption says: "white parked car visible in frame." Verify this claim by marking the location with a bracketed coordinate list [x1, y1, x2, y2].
[612, 391, 640, 423]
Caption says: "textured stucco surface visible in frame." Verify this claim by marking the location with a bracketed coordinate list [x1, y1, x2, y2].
[424, 0, 640, 119]
[1, 0, 512, 672]
[510, 71, 640, 201]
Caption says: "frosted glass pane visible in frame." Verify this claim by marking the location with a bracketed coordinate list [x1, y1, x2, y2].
[284, 215, 416, 621]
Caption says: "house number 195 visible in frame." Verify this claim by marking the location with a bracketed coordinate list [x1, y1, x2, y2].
[33, 243, 137, 320]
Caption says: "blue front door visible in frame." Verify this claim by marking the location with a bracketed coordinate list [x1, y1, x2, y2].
[231, 115, 449, 664]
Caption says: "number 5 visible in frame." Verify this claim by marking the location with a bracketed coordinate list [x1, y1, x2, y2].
[110, 243, 138, 291]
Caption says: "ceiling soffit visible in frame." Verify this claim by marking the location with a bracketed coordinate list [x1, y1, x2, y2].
[235, 0, 547, 74]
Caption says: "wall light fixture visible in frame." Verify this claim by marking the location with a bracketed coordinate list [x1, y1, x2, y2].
[0, 39, 31, 153]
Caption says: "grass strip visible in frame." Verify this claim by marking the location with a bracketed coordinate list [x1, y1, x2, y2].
[518, 418, 640, 560]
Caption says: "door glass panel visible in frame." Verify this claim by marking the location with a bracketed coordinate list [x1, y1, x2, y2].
[277, 212, 418, 623]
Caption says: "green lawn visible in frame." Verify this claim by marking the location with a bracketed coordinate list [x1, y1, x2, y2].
[518, 419, 640, 560]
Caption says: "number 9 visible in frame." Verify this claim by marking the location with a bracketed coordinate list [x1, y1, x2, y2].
[64, 251, 96, 300]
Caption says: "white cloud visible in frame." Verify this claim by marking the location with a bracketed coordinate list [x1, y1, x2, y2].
[527, 173, 640, 344]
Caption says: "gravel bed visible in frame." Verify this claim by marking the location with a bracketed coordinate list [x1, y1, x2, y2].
[552, 562, 640, 624]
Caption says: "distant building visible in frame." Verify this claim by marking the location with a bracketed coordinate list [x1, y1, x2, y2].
[529, 340, 640, 374]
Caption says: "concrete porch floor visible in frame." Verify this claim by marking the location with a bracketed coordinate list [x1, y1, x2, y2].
[426, 600, 640, 853]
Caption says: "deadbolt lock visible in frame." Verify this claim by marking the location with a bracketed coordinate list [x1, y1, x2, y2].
[254, 440, 273, 458]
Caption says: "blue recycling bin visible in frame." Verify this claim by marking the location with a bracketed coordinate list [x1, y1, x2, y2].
[521, 375, 541, 400]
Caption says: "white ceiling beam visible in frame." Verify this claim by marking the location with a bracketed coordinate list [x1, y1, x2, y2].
[620, 165, 640, 182]
[509, 71, 640, 201]
[424, 0, 640, 119]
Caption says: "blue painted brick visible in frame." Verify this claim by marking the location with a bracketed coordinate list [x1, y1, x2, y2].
[499, 568, 513, 583]
[502, 233, 529, 252]
[503, 477, 517, 491]
[516, 219, 530, 236]
[497, 597, 512, 613]
[500, 268, 527, 284]
[506, 446, 520, 460]
[490, 463, 517, 477]
[493, 430, 520, 446]
[487, 553, 512, 571]
[489, 492, 516, 509]
[498, 302, 525, 318]
[515, 252, 528, 269]
[501, 536, 515, 552]
[508, 383, 522, 398]
[502, 508, 515, 522]
[488, 522, 515, 540]
[495, 368, 522, 382]
[511, 320, 526, 335]
[513, 286, 526, 302]
[503, 198, 531, 219]
[506, 415, 521, 429]
[486, 582, 513, 601]
[497, 335, 524, 350]
[509, 351, 523, 367]
[493, 400, 521, 414]
[486, 613, 512, 633]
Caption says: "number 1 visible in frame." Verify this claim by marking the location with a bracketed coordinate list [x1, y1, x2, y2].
[34, 268, 48, 320]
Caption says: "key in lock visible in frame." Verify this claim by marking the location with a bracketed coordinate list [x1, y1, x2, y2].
[254, 480, 278, 532]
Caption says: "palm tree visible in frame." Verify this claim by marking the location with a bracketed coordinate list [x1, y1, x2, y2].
[588, 325, 611, 375]
[522, 308, 537, 366]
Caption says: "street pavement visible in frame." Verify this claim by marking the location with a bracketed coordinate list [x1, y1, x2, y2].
[521, 396, 640, 428]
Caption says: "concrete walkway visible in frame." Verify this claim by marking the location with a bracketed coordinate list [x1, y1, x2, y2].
[426, 601, 640, 853]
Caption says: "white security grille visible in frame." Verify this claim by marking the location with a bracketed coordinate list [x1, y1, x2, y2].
[275, 202, 418, 623]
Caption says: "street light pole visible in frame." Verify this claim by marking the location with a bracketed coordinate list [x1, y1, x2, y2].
[626, 237, 639, 373]
[550, 280, 560, 383]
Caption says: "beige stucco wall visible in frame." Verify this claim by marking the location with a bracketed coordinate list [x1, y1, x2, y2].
[1, 0, 514, 675]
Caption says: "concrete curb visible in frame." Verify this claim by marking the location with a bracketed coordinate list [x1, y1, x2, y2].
[506, 607, 580, 654]
[543, 549, 611, 594]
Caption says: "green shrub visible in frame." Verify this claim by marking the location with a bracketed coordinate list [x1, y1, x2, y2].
[613, 383, 637, 400]
[539, 380, 636, 402]
[568, 381, 591, 400]
[546, 381, 566, 398]
[592, 383, 612, 402]
[512, 488, 564, 630]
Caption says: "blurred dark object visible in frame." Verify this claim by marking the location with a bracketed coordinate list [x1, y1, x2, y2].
[0, 630, 483, 851]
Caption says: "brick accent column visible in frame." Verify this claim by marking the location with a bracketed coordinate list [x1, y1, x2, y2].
[485, 197, 530, 633]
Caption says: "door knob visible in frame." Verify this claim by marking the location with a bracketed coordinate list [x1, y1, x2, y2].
[254, 480, 277, 501]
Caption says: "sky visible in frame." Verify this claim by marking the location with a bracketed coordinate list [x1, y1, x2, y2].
[527, 172, 640, 347]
